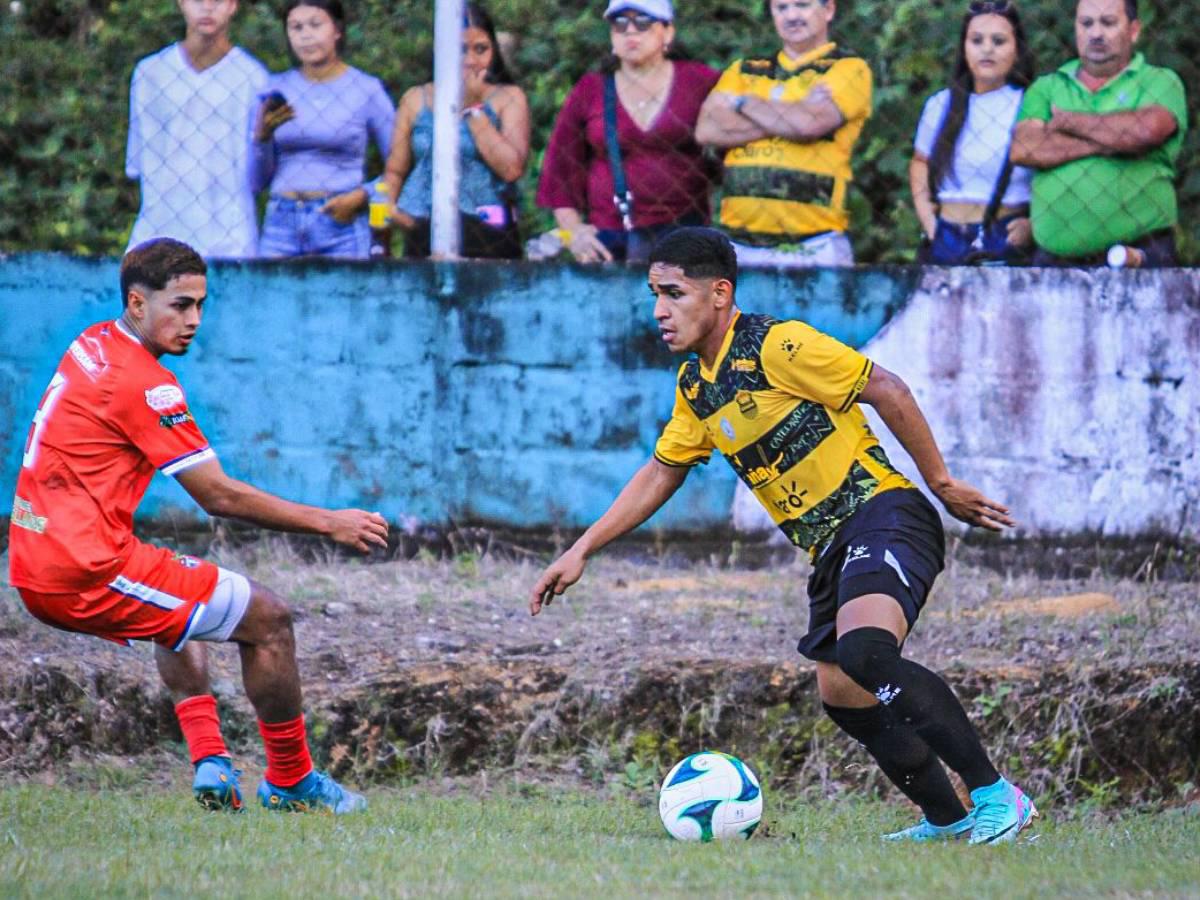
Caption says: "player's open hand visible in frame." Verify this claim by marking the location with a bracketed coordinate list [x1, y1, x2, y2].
[327, 509, 389, 553]
[529, 548, 587, 616]
[933, 478, 1016, 532]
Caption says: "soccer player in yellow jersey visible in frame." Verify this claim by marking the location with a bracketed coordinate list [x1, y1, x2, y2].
[529, 228, 1038, 845]
[695, 0, 871, 267]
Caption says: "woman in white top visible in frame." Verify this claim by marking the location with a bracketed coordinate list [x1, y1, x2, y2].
[910, 1, 1035, 264]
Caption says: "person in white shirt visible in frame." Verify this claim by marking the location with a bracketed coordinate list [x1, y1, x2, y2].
[909, 1, 1036, 264]
[125, 0, 268, 259]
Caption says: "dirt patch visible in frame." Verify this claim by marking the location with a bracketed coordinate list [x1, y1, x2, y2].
[2, 537, 1198, 807]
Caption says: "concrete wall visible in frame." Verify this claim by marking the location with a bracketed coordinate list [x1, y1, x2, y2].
[2, 256, 1196, 538]
[733, 266, 1200, 540]
[0, 255, 912, 532]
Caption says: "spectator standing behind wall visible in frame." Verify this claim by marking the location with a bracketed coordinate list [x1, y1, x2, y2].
[910, 2, 1035, 265]
[694, 0, 871, 268]
[1010, 0, 1187, 267]
[125, 0, 267, 259]
[252, 0, 393, 259]
[384, 3, 530, 260]
[536, 0, 720, 264]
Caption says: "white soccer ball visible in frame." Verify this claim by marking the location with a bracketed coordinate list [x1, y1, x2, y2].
[658, 751, 763, 841]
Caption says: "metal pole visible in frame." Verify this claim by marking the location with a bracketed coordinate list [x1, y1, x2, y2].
[431, 0, 464, 259]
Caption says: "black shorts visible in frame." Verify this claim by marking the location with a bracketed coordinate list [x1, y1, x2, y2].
[796, 488, 945, 663]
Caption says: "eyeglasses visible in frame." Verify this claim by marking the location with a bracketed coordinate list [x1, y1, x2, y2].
[609, 13, 661, 34]
[968, 0, 1012, 13]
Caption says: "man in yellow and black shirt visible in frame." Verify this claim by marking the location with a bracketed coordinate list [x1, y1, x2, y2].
[695, 0, 871, 267]
[529, 229, 1038, 845]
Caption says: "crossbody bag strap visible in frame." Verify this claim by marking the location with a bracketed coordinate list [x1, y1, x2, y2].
[603, 73, 634, 231]
[972, 147, 1015, 251]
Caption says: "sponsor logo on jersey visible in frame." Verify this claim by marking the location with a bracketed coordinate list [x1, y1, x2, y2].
[720, 418, 736, 440]
[12, 496, 48, 534]
[172, 552, 201, 569]
[145, 384, 185, 412]
[159, 412, 193, 428]
[731, 358, 758, 374]
[68, 339, 104, 378]
[780, 338, 801, 362]
[744, 451, 785, 488]
[735, 390, 759, 419]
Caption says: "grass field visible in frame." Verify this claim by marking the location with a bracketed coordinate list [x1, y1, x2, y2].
[1, 782, 1197, 899]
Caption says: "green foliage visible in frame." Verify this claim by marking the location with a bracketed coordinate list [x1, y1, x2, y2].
[1, 0, 1197, 260]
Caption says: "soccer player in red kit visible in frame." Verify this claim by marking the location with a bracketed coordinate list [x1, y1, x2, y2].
[9, 238, 387, 814]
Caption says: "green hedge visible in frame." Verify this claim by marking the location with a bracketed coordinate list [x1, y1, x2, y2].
[1, 0, 1196, 261]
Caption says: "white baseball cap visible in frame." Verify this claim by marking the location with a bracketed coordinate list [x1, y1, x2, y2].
[604, 0, 674, 22]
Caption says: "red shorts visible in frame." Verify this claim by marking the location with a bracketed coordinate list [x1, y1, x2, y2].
[17, 540, 220, 651]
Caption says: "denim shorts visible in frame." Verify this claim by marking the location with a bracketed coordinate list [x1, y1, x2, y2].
[919, 215, 1029, 265]
[259, 196, 370, 259]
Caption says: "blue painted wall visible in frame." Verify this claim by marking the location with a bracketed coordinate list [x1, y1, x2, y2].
[0, 255, 914, 530]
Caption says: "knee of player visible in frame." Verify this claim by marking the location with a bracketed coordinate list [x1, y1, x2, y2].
[835, 626, 898, 685]
[250, 585, 294, 637]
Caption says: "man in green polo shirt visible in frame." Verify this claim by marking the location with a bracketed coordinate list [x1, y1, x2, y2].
[1011, 0, 1186, 266]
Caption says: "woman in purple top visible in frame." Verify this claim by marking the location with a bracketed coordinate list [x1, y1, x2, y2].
[536, 0, 720, 263]
[252, 0, 394, 258]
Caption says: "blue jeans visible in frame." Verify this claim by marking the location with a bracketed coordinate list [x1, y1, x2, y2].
[259, 196, 370, 259]
[919, 215, 1028, 265]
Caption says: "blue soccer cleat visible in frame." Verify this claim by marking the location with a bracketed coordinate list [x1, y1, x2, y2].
[193, 755, 244, 812]
[882, 811, 974, 842]
[968, 778, 1038, 845]
[257, 770, 367, 815]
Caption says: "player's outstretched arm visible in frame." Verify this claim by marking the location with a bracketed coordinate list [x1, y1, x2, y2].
[529, 458, 688, 616]
[859, 364, 1016, 532]
[176, 459, 388, 553]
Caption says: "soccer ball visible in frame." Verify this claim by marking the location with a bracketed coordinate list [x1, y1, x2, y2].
[658, 751, 763, 841]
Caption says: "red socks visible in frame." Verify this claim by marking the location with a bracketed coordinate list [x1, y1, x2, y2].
[258, 715, 314, 788]
[174, 694, 229, 765]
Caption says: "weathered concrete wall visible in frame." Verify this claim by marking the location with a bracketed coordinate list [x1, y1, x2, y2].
[2, 256, 1195, 538]
[0, 254, 912, 532]
[733, 266, 1200, 539]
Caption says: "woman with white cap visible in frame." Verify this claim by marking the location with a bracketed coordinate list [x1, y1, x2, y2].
[536, 0, 720, 263]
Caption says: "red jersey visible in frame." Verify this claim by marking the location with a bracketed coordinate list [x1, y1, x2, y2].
[9, 320, 215, 592]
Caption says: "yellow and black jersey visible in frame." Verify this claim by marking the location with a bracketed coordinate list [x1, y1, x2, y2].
[714, 43, 872, 243]
[654, 312, 913, 554]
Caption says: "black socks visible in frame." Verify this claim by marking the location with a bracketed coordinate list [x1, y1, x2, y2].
[823, 701, 968, 826]
[834, 626, 1001, 792]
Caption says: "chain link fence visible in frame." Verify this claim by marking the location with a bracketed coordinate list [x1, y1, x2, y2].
[1, 0, 1195, 264]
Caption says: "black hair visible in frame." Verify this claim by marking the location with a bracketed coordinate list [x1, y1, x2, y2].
[120, 239, 207, 308]
[465, 3, 515, 85]
[927, 2, 1034, 203]
[649, 227, 738, 287]
[283, 0, 347, 57]
[1124, 0, 1138, 20]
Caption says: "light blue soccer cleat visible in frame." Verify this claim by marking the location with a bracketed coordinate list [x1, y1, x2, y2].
[968, 778, 1038, 845]
[882, 811, 974, 842]
[192, 755, 244, 812]
[257, 770, 368, 815]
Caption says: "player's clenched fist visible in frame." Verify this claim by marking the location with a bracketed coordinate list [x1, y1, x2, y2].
[326, 509, 389, 553]
[529, 548, 587, 616]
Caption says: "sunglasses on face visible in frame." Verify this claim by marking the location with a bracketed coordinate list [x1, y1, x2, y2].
[968, 0, 1011, 13]
[609, 13, 661, 33]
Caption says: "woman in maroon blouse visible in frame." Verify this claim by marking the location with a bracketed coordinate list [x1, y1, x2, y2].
[536, 0, 720, 263]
